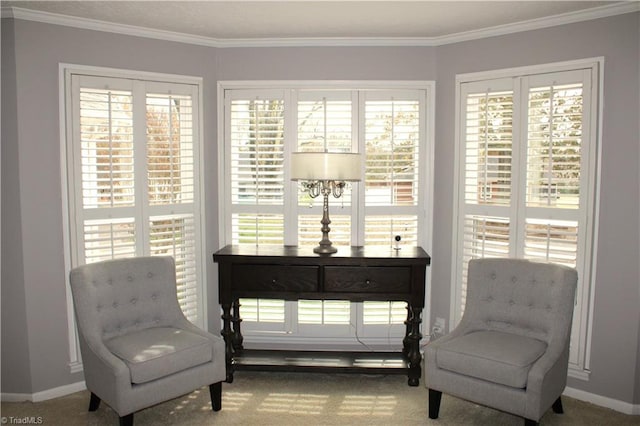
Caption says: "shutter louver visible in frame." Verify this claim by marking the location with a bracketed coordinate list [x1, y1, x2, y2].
[363, 301, 407, 325]
[239, 298, 285, 323]
[83, 218, 136, 263]
[297, 99, 352, 152]
[298, 214, 350, 247]
[460, 215, 510, 313]
[232, 213, 284, 245]
[299, 300, 350, 324]
[524, 219, 578, 267]
[149, 214, 198, 322]
[364, 216, 418, 247]
[462, 215, 511, 259]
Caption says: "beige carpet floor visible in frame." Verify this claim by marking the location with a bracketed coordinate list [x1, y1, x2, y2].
[1, 371, 637, 426]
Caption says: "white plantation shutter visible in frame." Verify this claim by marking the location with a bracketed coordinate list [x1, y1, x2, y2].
[77, 84, 137, 265]
[239, 299, 285, 323]
[363, 93, 422, 249]
[298, 214, 351, 247]
[364, 215, 418, 247]
[149, 214, 198, 320]
[463, 90, 514, 206]
[454, 64, 598, 372]
[222, 84, 431, 346]
[68, 73, 204, 326]
[296, 92, 356, 326]
[227, 91, 288, 330]
[146, 93, 195, 205]
[362, 301, 407, 325]
[227, 92, 286, 244]
[360, 93, 423, 327]
[232, 213, 284, 245]
[526, 83, 583, 209]
[298, 300, 351, 325]
[297, 94, 353, 152]
[456, 81, 516, 313]
[79, 87, 135, 208]
[83, 218, 136, 263]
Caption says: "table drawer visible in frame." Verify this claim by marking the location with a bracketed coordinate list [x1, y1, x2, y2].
[232, 265, 319, 292]
[324, 266, 411, 293]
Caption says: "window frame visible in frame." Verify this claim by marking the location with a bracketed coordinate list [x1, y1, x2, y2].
[450, 58, 603, 380]
[60, 64, 207, 372]
[217, 81, 435, 350]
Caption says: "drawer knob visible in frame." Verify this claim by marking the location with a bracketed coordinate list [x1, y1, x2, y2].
[365, 279, 371, 285]
[272, 279, 277, 284]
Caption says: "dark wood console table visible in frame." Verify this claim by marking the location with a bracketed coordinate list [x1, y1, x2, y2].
[213, 245, 431, 386]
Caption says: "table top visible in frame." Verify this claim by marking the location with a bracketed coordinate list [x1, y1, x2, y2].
[213, 244, 431, 265]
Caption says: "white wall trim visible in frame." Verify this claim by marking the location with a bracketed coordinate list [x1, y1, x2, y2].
[1, 381, 86, 403]
[564, 386, 640, 416]
[59, 64, 209, 373]
[2, 3, 638, 48]
[450, 56, 603, 375]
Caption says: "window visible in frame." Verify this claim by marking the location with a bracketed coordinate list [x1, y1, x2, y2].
[62, 67, 205, 370]
[452, 60, 600, 377]
[220, 82, 433, 349]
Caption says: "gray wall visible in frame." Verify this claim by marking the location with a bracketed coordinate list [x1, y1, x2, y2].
[1, 12, 638, 406]
[434, 12, 640, 404]
[1, 17, 32, 394]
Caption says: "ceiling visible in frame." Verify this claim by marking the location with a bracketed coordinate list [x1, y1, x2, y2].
[2, 1, 634, 45]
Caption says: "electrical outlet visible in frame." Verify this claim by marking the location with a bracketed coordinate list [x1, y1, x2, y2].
[432, 317, 446, 336]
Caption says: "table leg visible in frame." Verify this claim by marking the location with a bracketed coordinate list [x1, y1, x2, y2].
[402, 304, 411, 357]
[405, 305, 423, 386]
[220, 302, 235, 383]
[232, 299, 244, 351]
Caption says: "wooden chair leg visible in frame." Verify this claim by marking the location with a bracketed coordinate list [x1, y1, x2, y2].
[552, 396, 564, 414]
[119, 413, 134, 426]
[88, 392, 101, 411]
[210, 382, 222, 411]
[428, 388, 442, 419]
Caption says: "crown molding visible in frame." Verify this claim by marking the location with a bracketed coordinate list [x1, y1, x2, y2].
[2, 2, 638, 48]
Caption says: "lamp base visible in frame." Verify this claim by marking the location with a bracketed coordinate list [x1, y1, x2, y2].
[313, 244, 338, 254]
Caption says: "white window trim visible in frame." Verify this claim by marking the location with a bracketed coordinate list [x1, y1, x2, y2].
[450, 58, 603, 380]
[59, 63, 208, 372]
[216, 80, 435, 349]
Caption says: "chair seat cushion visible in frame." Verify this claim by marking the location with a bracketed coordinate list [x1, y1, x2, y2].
[105, 327, 213, 384]
[435, 330, 547, 388]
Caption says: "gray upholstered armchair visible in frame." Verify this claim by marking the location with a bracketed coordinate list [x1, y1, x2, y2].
[69, 256, 226, 426]
[425, 258, 578, 426]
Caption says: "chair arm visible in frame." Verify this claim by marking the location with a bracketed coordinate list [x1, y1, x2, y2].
[527, 341, 569, 393]
[78, 334, 131, 408]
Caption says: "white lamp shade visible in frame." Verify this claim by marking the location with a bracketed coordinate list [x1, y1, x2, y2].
[290, 152, 361, 181]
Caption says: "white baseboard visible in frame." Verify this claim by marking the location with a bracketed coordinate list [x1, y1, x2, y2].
[564, 386, 640, 415]
[3, 379, 639, 416]
[1, 381, 86, 403]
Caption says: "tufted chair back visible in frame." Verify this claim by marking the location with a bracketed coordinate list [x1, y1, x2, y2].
[70, 256, 184, 342]
[461, 258, 578, 345]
